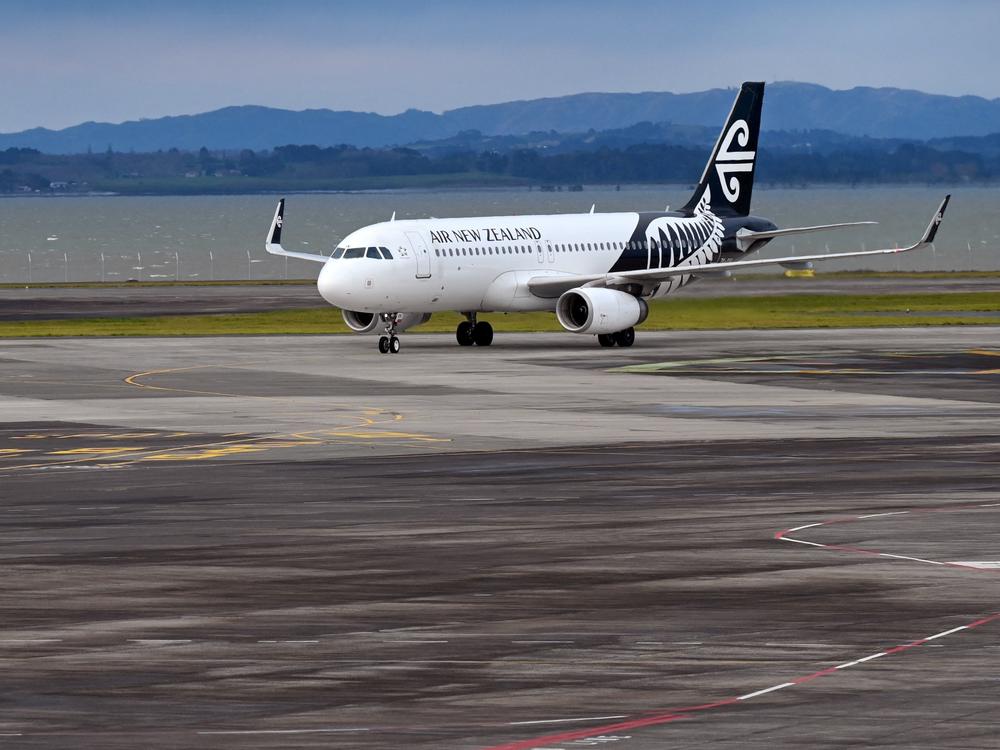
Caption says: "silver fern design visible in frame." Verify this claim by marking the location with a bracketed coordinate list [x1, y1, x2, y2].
[644, 189, 724, 294]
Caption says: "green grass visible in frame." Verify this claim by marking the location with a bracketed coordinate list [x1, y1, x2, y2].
[0, 279, 314, 290]
[2, 270, 998, 292]
[1, 291, 998, 338]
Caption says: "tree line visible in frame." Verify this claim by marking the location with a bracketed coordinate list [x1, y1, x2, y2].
[1, 139, 996, 194]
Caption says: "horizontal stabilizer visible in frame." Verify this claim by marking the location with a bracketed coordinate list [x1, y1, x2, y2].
[264, 199, 331, 264]
[736, 221, 876, 251]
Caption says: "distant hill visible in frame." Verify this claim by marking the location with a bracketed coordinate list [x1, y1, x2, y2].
[4, 82, 1000, 154]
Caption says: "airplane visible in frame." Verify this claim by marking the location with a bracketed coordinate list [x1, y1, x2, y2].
[265, 81, 950, 354]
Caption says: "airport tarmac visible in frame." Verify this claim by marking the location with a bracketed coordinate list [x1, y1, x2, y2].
[1, 327, 999, 749]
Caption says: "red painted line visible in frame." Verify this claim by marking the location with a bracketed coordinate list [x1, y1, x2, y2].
[792, 666, 840, 684]
[480, 504, 1000, 750]
[482, 712, 692, 750]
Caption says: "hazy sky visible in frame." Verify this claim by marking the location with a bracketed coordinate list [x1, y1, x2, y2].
[3, 0, 998, 132]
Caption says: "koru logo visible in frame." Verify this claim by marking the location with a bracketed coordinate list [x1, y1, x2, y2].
[275, 215, 283, 228]
[714, 119, 755, 203]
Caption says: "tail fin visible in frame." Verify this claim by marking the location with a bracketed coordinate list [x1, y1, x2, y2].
[682, 81, 765, 217]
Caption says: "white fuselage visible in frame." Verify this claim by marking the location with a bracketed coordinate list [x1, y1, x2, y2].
[318, 209, 720, 314]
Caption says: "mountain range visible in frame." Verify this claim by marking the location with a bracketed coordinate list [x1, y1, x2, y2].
[3, 82, 1000, 154]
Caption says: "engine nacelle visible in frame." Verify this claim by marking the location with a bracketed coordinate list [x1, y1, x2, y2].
[555, 288, 648, 335]
[395, 312, 432, 332]
[341, 310, 433, 334]
[342, 310, 380, 333]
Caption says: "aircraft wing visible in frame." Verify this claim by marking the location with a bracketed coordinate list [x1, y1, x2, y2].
[264, 199, 331, 264]
[528, 195, 949, 299]
[735, 221, 876, 251]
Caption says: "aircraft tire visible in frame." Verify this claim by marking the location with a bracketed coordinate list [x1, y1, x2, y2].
[389, 336, 401, 354]
[613, 328, 635, 347]
[456, 321, 475, 346]
[473, 321, 493, 347]
[597, 334, 616, 347]
[378, 336, 390, 354]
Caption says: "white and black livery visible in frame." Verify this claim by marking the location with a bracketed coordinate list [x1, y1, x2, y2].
[265, 82, 950, 353]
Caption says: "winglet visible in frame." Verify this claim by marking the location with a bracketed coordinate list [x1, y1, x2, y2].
[267, 198, 285, 251]
[262, 199, 329, 263]
[920, 194, 950, 245]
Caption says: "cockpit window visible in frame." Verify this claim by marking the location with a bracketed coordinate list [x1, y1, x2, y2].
[366, 247, 381, 259]
[379, 247, 393, 259]
[331, 248, 345, 259]
[343, 247, 365, 259]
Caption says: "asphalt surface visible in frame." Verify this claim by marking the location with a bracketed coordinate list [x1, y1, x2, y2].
[1, 327, 1000, 749]
[0, 274, 996, 320]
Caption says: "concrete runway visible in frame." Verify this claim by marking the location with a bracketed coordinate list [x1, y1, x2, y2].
[1, 327, 1000, 748]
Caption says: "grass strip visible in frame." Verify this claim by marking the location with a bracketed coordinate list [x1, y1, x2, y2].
[1, 292, 998, 338]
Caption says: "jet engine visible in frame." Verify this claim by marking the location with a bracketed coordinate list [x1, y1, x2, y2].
[341, 310, 380, 333]
[555, 288, 648, 334]
[341, 310, 432, 334]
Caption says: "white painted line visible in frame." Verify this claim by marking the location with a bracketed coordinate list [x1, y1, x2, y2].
[924, 625, 968, 641]
[978, 503, 1000, 508]
[738, 682, 795, 700]
[509, 715, 628, 726]
[857, 511, 909, 519]
[880, 553, 944, 565]
[282, 640, 319, 644]
[786, 522, 823, 532]
[854, 651, 887, 664]
[782, 539, 827, 548]
[198, 728, 370, 735]
[949, 561, 1000, 569]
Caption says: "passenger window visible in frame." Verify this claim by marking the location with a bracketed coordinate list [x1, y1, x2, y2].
[343, 247, 364, 259]
[331, 248, 345, 259]
[435, 249, 440, 257]
[381, 248, 393, 259]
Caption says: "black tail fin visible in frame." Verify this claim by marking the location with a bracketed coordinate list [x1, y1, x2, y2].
[682, 81, 764, 217]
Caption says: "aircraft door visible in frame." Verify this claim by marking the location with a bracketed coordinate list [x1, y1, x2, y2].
[545, 241, 555, 263]
[406, 231, 432, 279]
[536, 243, 544, 264]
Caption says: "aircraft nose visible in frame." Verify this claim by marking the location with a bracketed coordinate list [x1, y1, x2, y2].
[317, 261, 348, 305]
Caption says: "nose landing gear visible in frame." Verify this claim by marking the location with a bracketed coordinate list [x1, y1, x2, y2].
[377, 313, 402, 354]
[456, 314, 493, 347]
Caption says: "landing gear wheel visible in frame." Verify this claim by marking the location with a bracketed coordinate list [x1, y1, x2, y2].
[456, 321, 475, 346]
[472, 321, 494, 347]
[378, 336, 390, 354]
[389, 336, 401, 354]
[597, 333, 616, 348]
[613, 327, 635, 348]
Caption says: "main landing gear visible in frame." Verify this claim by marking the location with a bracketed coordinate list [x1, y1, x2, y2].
[456, 314, 493, 347]
[597, 327, 635, 348]
[377, 313, 402, 354]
